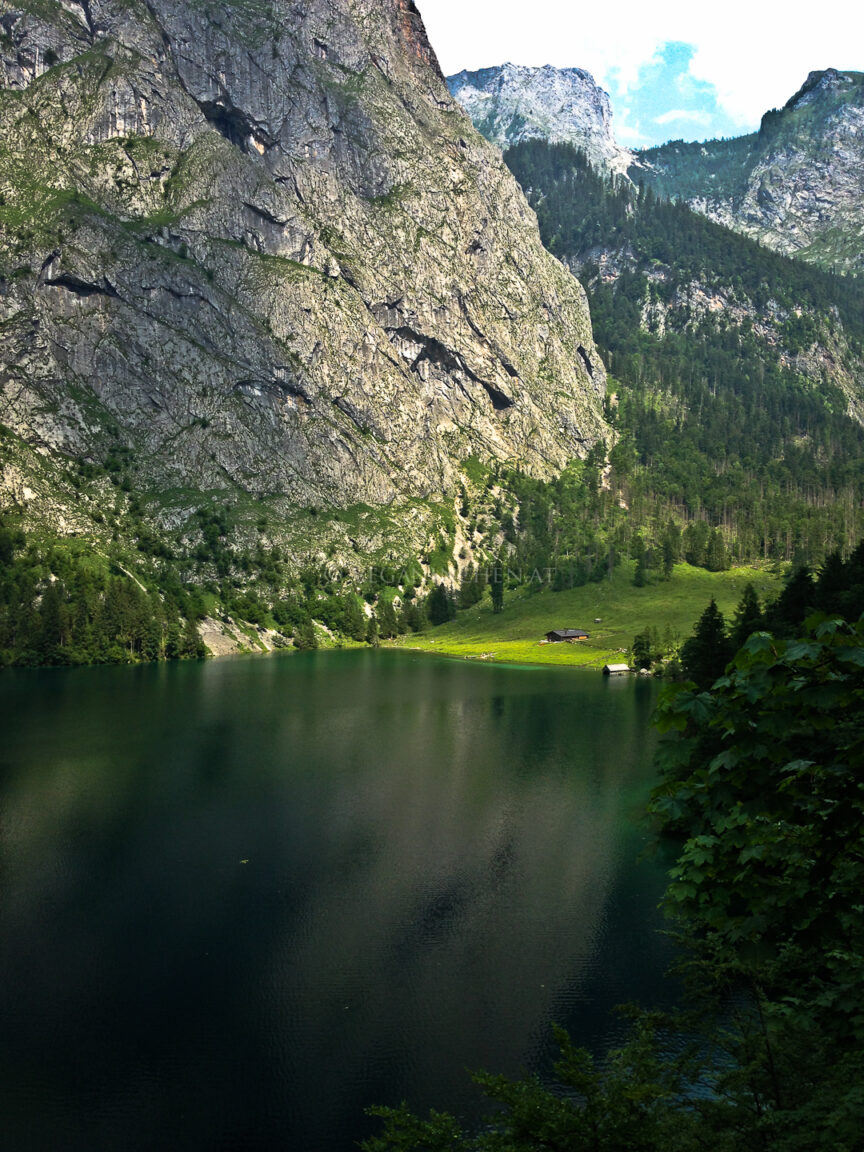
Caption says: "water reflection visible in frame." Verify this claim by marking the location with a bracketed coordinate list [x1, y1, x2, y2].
[0, 652, 672, 1151]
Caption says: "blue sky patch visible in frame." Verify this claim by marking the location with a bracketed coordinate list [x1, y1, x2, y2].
[605, 42, 753, 149]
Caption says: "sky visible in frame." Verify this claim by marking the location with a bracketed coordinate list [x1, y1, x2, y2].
[417, 0, 864, 148]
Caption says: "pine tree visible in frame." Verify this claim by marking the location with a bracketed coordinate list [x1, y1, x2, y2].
[731, 583, 764, 650]
[767, 566, 814, 634]
[815, 551, 848, 615]
[662, 521, 681, 579]
[427, 582, 454, 626]
[178, 615, 206, 659]
[490, 559, 505, 615]
[706, 530, 728, 572]
[0, 521, 25, 568]
[631, 534, 649, 586]
[631, 629, 654, 670]
[681, 599, 732, 688]
[633, 552, 648, 587]
[377, 599, 398, 639]
[38, 580, 66, 664]
[400, 597, 426, 633]
[458, 564, 482, 609]
[344, 595, 368, 642]
[294, 618, 318, 650]
[684, 522, 710, 568]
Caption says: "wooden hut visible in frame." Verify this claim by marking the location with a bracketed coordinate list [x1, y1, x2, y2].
[545, 629, 589, 643]
[603, 663, 630, 676]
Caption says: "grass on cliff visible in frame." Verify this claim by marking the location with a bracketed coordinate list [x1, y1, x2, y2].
[392, 562, 781, 669]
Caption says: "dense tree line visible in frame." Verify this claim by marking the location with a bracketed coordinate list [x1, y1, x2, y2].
[435, 454, 731, 628]
[0, 518, 206, 667]
[636, 75, 864, 221]
[507, 140, 864, 338]
[0, 508, 443, 668]
[632, 130, 761, 208]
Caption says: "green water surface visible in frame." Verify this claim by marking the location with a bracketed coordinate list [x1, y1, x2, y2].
[0, 650, 675, 1150]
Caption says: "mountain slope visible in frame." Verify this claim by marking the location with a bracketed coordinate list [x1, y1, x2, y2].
[0, 0, 608, 542]
[505, 141, 864, 559]
[448, 62, 864, 275]
[633, 70, 864, 273]
[447, 63, 632, 174]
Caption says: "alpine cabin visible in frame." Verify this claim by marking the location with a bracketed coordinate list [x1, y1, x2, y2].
[545, 629, 589, 643]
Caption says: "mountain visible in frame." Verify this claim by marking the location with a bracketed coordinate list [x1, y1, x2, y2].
[446, 63, 632, 174]
[504, 140, 864, 558]
[0, 0, 607, 550]
[448, 63, 864, 275]
[633, 70, 864, 273]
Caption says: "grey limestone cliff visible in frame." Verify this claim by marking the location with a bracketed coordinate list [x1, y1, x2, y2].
[447, 63, 633, 175]
[0, 0, 608, 534]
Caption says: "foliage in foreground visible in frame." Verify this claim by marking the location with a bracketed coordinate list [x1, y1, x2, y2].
[363, 616, 864, 1150]
[364, 1019, 700, 1152]
[653, 617, 864, 1039]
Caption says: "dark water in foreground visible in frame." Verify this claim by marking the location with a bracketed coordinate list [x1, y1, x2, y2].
[0, 650, 675, 1151]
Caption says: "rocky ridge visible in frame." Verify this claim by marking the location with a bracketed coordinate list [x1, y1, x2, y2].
[447, 63, 633, 175]
[0, 0, 608, 544]
[633, 70, 864, 273]
[448, 61, 864, 275]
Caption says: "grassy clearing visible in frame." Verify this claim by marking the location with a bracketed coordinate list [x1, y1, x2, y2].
[390, 562, 782, 669]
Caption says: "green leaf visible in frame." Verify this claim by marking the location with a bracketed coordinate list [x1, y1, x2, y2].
[780, 759, 816, 775]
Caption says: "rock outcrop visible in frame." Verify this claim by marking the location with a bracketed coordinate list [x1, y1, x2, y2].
[0, 0, 608, 531]
[634, 70, 864, 273]
[447, 63, 633, 175]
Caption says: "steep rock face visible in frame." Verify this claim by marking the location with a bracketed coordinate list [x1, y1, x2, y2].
[447, 63, 632, 174]
[634, 71, 864, 273]
[0, 0, 608, 524]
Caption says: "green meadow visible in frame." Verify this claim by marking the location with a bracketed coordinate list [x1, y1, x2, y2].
[391, 562, 781, 669]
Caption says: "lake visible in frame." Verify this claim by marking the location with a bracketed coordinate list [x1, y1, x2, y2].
[0, 650, 676, 1151]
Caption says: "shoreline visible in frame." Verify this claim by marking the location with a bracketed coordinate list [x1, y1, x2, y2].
[385, 637, 622, 670]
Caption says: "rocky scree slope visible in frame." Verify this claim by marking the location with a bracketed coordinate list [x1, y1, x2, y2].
[0, 0, 608, 538]
[447, 63, 633, 175]
[633, 70, 864, 273]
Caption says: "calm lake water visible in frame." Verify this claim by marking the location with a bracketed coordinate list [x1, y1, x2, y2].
[0, 650, 676, 1151]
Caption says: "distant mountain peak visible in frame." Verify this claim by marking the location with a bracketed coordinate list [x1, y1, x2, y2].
[635, 69, 864, 273]
[447, 63, 633, 174]
[784, 68, 864, 110]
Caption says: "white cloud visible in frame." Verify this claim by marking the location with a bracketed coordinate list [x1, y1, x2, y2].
[418, 0, 864, 128]
[655, 109, 711, 126]
[612, 106, 649, 143]
[616, 125, 650, 144]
